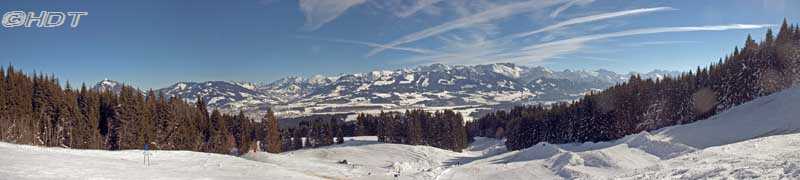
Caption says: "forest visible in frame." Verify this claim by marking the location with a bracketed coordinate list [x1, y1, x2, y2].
[0, 67, 469, 154]
[470, 20, 800, 151]
[0, 72, 288, 155]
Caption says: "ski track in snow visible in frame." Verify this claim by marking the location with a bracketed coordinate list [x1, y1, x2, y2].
[3, 87, 800, 180]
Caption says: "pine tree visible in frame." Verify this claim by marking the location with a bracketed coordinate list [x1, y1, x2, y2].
[140, 90, 158, 148]
[209, 109, 231, 154]
[115, 86, 146, 150]
[195, 97, 211, 149]
[0, 66, 5, 141]
[31, 74, 51, 146]
[336, 122, 344, 144]
[265, 108, 281, 153]
[62, 84, 83, 148]
[153, 94, 171, 149]
[326, 117, 336, 145]
[236, 111, 253, 154]
[766, 28, 775, 46]
[77, 84, 102, 149]
[405, 110, 422, 145]
[99, 90, 118, 150]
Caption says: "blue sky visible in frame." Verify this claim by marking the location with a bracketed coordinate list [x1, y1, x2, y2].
[1, 0, 798, 89]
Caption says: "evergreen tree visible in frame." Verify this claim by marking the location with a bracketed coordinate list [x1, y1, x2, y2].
[114, 86, 147, 149]
[265, 108, 281, 153]
[0, 66, 6, 141]
[209, 109, 231, 154]
[77, 84, 103, 149]
[195, 97, 211, 149]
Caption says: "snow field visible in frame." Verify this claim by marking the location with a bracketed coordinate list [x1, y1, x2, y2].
[3, 86, 800, 180]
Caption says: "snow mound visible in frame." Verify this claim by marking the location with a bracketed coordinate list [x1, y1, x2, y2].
[440, 86, 800, 180]
[619, 132, 696, 159]
[464, 137, 506, 156]
[503, 143, 564, 162]
[618, 133, 800, 179]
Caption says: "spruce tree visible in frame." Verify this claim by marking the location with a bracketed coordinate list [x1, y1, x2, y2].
[265, 108, 281, 153]
[0, 66, 7, 141]
[209, 109, 230, 154]
[195, 97, 210, 148]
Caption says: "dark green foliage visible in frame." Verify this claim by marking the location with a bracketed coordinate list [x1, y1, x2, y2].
[264, 108, 281, 153]
[353, 109, 468, 152]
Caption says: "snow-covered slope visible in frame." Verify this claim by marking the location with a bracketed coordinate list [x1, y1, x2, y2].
[0, 136, 475, 180]
[0, 142, 324, 180]
[439, 86, 800, 180]
[244, 136, 467, 180]
[618, 133, 800, 179]
[5, 85, 798, 180]
[654, 85, 800, 148]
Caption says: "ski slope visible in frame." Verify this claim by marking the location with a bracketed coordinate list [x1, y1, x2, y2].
[0, 143, 324, 180]
[2, 86, 800, 179]
[438, 86, 800, 180]
[243, 136, 465, 180]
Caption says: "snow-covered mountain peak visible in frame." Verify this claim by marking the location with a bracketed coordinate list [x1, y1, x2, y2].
[307, 75, 334, 85]
[92, 79, 123, 93]
[417, 63, 452, 72]
[488, 63, 523, 78]
[231, 81, 258, 90]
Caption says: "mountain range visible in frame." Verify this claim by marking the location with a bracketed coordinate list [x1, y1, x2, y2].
[95, 63, 680, 120]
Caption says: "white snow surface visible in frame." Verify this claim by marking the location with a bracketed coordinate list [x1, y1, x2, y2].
[3, 87, 800, 179]
[440, 85, 800, 180]
[0, 143, 323, 180]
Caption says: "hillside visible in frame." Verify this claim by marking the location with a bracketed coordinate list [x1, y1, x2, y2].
[440, 85, 800, 179]
[2, 86, 800, 179]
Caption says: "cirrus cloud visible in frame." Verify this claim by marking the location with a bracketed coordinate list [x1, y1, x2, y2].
[365, 0, 570, 57]
[299, 0, 367, 31]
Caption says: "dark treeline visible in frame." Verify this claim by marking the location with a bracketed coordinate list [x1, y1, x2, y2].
[351, 110, 468, 152]
[278, 109, 469, 152]
[470, 20, 800, 151]
[278, 117, 348, 152]
[0, 70, 286, 155]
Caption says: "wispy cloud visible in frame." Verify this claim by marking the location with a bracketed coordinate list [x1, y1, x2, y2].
[521, 24, 772, 51]
[513, 7, 677, 39]
[409, 31, 509, 65]
[298, 0, 367, 31]
[410, 24, 771, 66]
[295, 35, 441, 54]
[365, 0, 569, 57]
[549, 0, 595, 18]
[394, 0, 447, 18]
[620, 40, 702, 47]
[503, 24, 773, 64]
[398, 7, 679, 66]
